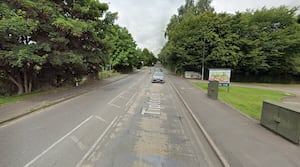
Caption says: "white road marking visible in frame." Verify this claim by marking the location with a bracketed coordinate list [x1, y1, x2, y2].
[149, 108, 161, 111]
[24, 115, 93, 167]
[118, 95, 127, 99]
[108, 103, 121, 108]
[141, 108, 146, 115]
[141, 108, 161, 115]
[108, 91, 126, 108]
[70, 135, 86, 151]
[75, 116, 118, 167]
[144, 111, 161, 115]
[149, 104, 161, 108]
[95, 116, 107, 123]
[126, 92, 137, 106]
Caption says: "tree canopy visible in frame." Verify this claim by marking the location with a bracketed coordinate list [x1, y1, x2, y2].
[159, 0, 300, 82]
[0, 0, 155, 95]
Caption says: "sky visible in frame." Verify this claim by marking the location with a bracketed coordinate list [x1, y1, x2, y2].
[101, 0, 299, 55]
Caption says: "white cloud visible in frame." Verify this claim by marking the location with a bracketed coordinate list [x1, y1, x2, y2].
[212, 0, 300, 14]
[101, 0, 300, 55]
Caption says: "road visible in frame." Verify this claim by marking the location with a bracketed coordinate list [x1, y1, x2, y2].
[0, 68, 222, 167]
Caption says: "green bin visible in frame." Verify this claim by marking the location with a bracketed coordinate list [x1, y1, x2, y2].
[208, 80, 219, 100]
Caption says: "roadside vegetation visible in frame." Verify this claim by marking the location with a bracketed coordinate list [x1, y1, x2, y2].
[0, 0, 157, 96]
[194, 82, 291, 119]
[159, 0, 300, 83]
[0, 86, 71, 107]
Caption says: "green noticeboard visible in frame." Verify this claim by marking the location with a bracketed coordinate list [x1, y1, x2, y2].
[219, 83, 230, 87]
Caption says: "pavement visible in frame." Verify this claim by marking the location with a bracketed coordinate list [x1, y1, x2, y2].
[0, 74, 128, 125]
[169, 75, 300, 167]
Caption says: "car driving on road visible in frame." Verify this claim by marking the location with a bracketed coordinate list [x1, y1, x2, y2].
[151, 72, 165, 83]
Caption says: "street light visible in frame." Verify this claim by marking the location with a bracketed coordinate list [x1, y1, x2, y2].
[201, 35, 205, 80]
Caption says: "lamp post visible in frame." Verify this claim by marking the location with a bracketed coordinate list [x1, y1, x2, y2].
[201, 35, 205, 80]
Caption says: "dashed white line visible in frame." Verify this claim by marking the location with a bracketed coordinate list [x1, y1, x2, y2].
[108, 103, 121, 108]
[126, 92, 137, 106]
[95, 116, 107, 123]
[24, 115, 93, 167]
[108, 91, 126, 108]
[70, 135, 86, 151]
[144, 111, 161, 115]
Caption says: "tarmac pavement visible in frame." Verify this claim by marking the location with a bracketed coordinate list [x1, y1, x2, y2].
[0, 74, 128, 125]
[168, 75, 300, 167]
[1, 71, 299, 167]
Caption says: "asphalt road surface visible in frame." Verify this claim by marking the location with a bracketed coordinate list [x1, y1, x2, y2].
[0, 68, 222, 167]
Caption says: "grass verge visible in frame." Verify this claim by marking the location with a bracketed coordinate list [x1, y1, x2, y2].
[98, 71, 120, 80]
[0, 87, 70, 107]
[194, 82, 291, 120]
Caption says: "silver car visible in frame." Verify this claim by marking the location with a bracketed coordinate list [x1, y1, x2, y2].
[151, 72, 165, 83]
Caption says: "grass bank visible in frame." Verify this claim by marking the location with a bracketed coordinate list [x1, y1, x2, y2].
[98, 71, 120, 80]
[0, 87, 70, 107]
[194, 82, 291, 120]
[0, 72, 121, 107]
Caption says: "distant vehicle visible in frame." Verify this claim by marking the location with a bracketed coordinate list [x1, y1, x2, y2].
[154, 68, 163, 72]
[151, 72, 165, 83]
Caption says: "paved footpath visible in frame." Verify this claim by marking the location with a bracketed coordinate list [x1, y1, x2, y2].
[0, 75, 128, 124]
[169, 75, 300, 167]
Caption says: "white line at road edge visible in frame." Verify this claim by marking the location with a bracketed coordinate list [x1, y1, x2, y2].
[24, 115, 93, 167]
[168, 78, 231, 167]
[75, 116, 118, 167]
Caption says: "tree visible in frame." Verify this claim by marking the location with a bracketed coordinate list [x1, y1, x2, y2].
[0, 0, 116, 94]
[107, 26, 138, 72]
[0, 2, 44, 94]
[160, 3, 300, 82]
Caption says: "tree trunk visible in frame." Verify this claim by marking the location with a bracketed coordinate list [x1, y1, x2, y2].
[29, 78, 32, 93]
[8, 74, 24, 95]
[24, 69, 29, 93]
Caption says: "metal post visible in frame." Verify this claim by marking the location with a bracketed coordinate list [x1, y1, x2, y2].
[202, 35, 205, 80]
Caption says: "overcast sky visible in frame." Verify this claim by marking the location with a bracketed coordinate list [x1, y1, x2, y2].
[101, 0, 299, 54]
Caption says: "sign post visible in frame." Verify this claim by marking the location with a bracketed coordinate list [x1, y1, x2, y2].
[209, 69, 231, 92]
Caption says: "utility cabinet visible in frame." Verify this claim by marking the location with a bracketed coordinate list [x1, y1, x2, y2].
[208, 80, 219, 100]
[261, 100, 300, 144]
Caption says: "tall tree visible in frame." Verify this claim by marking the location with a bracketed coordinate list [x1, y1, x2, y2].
[0, 2, 44, 94]
[0, 0, 113, 94]
[160, 4, 300, 82]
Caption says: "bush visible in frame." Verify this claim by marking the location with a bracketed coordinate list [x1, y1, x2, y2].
[0, 79, 16, 96]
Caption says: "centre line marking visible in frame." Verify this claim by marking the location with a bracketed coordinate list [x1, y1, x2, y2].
[144, 111, 161, 115]
[75, 116, 118, 167]
[70, 135, 86, 151]
[108, 91, 125, 104]
[24, 115, 93, 167]
[126, 92, 137, 106]
[141, 108, 146, 115]
[95, 116, 107, 123]
[108, 103, 121, 108]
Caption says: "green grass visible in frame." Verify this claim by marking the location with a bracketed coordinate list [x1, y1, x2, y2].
[98, 71, 120, 80]
[194, 82, 291, 120]
[0, 72, 121, 107]
[0, 87, 70, 107]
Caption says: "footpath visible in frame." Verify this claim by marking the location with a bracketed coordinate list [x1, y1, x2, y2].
[169, 75, 300, 167]
[0, 75, 127, 125]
